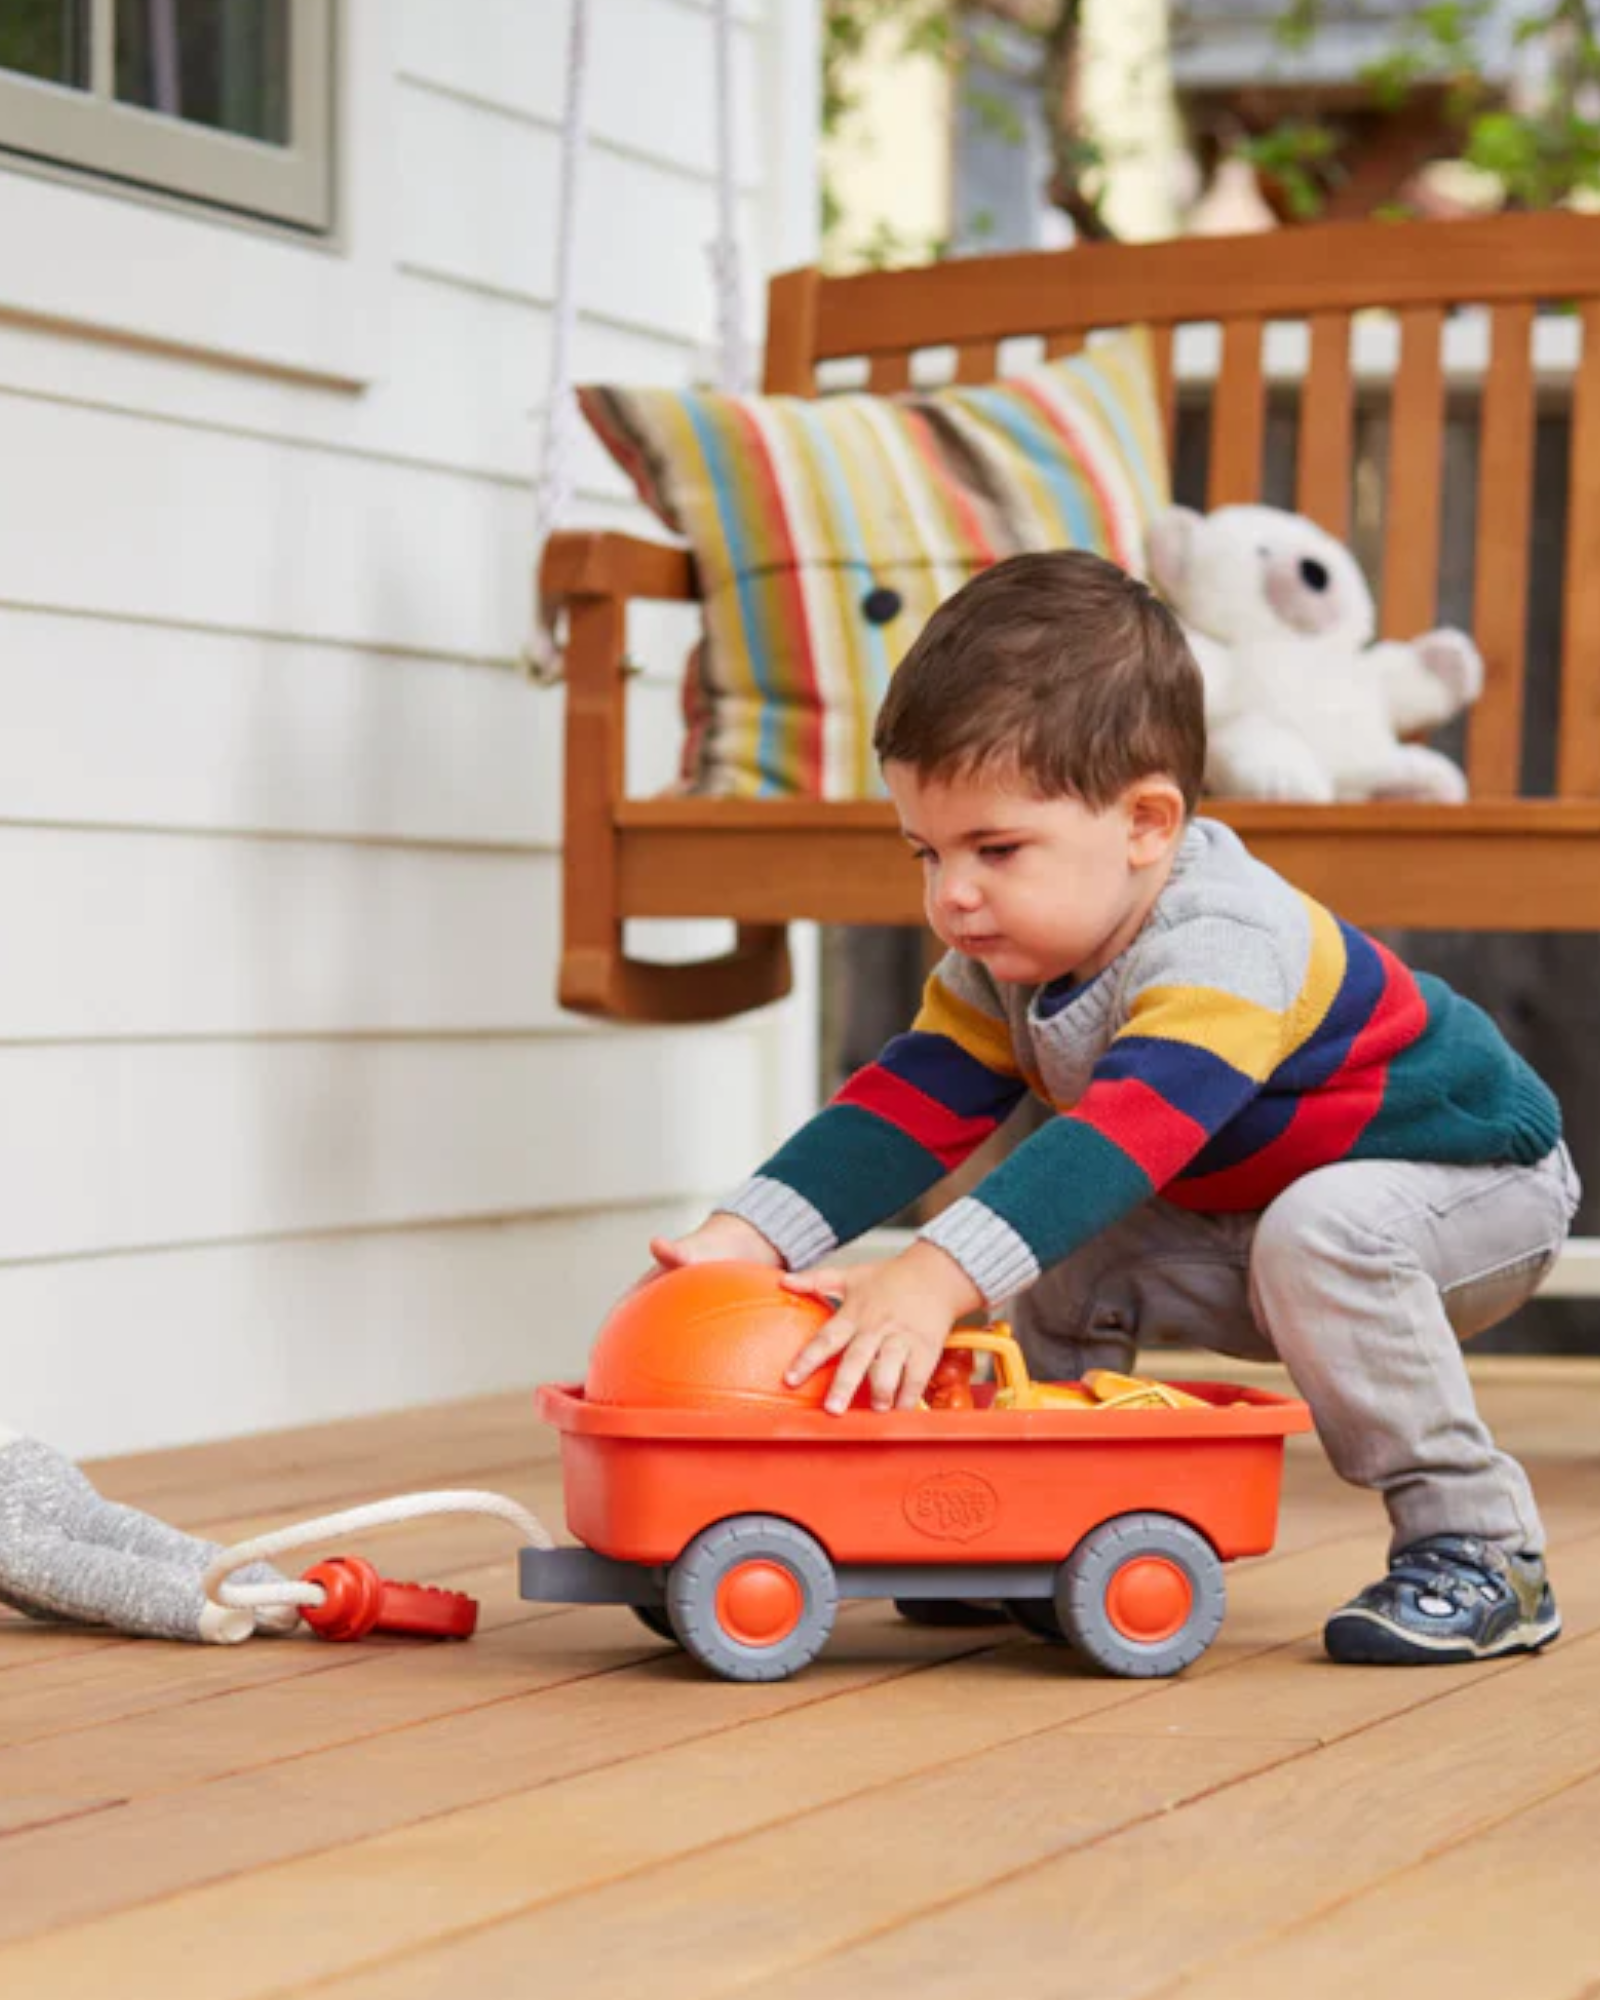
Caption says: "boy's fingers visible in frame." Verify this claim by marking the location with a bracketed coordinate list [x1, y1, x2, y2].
[780, 1268, 846, 1304]
[784, 1316, 855, 1388]
[868, 1338, 910, 1412]
[896, 1349, 941, 1410]
[648, 1236, 686, 1268]
[823, 1331, 876, 1414]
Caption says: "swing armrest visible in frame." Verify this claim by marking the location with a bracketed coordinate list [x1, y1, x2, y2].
[541, 530, 696, 605]
[546, 530, 793, 1023]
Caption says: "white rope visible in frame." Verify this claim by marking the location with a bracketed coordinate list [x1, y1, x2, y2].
[202, 1489, 554, 1616]
[523, 0, 593, 683]
[524, 0, 747, 680]
[709, 0, 751, 393]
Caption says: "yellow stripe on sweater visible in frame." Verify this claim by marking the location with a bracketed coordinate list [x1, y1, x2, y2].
[1128, 897, 1346, 1083]
[914, 974, 1025, 1079]
[1281, 893, 1349, 1058]
[1124, 981, 1288, 1083]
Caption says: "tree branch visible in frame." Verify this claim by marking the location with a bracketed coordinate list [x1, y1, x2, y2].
[1037, 0, 1117, 240]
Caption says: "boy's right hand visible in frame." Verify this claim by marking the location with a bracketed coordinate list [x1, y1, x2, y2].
[647, 1212, 783, 1278]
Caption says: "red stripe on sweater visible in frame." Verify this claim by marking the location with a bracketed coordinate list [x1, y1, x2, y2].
[1072, 1074, 1210, 1188]
[1360, 938, 1430, 1057]
[1169, 946, 1424, 1210]
[836, 1065, 1003, 1170]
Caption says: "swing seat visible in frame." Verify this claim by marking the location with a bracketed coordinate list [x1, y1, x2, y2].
[548, 213, 1600, 1023]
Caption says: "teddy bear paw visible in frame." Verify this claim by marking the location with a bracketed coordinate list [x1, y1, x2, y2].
[1206, 719, 1337, 804]
[1370, 744, 1470, 804]
[1415, 628, 1485, 708]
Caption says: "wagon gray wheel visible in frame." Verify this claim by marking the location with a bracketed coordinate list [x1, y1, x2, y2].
[1056, 1514, 1225, 1678]
[667, 1515, 837, 1683]
[1007, 1595, 1069, 1643]
[629, 1603, 680, 1645]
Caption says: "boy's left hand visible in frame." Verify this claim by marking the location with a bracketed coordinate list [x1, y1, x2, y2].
[782, 1242, 984, 1414]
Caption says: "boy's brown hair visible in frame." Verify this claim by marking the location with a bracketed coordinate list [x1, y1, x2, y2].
[872, 550, 1206, 813]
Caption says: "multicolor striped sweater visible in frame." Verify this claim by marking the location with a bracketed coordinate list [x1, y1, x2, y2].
[722, 819, 1560, 1305]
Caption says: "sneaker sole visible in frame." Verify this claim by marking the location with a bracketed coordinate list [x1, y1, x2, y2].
[1324, 1607, 1563, 1666]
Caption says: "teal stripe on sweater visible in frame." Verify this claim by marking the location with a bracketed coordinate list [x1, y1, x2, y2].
[1350, 977, 1560, 1168]
[759, 1102, 948, 1242]
[965, 1118, 1156, 1271]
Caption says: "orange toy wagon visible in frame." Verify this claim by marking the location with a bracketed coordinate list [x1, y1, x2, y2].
[521, 1264, 1312, 1683]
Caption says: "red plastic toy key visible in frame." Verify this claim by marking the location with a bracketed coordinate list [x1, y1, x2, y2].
[299, 1555, 479, 1642]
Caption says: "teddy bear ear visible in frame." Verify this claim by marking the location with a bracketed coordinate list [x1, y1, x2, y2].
[1145, 507, 1202, 596]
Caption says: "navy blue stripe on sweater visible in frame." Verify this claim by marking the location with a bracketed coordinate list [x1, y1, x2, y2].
[1094, 1033, 1266, 1134]
[1182, 921, 1389, 1178]
[875, 1030, 1028, 1122]
[1180, 1089, 1302, 1178]
[1273, 920, 1389, 1092]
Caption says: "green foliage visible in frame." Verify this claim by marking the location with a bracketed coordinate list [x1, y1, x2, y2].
[1261, 0, 1600, 216]
[823, 2, 953, 149]
[822, 1, 1102, 264]
[825, 0, 1600, 257]
[822, 0, 957, 263]
[1239, 118, 1341, 219]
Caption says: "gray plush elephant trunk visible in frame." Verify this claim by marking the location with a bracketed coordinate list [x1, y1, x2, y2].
[0, 1431, 296, 1644]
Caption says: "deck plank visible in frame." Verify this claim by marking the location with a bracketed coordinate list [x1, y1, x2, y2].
[0, 1364, 1594, 1997]
[123, 1525, 1600, 2000]
[1159, 1764, 1600, 1998]
[720, 1593, 1600, 1999]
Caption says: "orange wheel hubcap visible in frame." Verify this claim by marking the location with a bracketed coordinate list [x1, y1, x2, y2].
[715, 1561, 804, 1647]
[1105, 1557, 1192, 1644]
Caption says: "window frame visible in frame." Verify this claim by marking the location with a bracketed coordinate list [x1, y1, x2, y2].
[0, 0, 334, 233]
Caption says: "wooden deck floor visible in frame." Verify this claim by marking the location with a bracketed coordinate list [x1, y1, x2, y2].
[3, 1355, 1599, 1999]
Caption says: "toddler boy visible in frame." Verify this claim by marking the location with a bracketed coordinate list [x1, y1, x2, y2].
[653, 552, 1579, 1665]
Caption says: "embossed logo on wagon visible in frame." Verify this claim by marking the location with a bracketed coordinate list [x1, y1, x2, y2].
[903, 1469, 1000, 1543]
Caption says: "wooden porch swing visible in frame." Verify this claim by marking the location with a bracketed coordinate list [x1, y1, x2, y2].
[547, 210, 1600, 1024]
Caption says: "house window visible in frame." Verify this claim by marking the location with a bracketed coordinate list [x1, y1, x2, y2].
[953, 14, 1065, 258]
[0, 0, 333, 232]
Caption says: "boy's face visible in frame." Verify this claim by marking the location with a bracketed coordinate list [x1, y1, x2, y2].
[883, 761, 1184, 988]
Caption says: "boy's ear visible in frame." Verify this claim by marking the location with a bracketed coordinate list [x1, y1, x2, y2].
[1126, 780, 1186, 863]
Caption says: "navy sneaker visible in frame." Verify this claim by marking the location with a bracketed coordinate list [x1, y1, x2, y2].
[1324, 1534, 1560, 1665]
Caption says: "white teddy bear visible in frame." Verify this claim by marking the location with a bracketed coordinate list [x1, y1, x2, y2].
[1146, 503, 1484, 804]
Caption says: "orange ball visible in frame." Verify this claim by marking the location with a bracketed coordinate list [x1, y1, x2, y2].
[585, 1262, 849, 1412]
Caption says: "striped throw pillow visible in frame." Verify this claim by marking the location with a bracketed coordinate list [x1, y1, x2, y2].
[579, 327, 1170, 798]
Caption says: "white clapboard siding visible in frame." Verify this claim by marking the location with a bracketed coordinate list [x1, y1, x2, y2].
[0, 834, 746, 1041]
[0, 1031, 767, 1265]
[0, 608, 694, 845]
[395, 82, 764, 341]
[3, 1204, 703, 1458]
[0, 395, 696, 669]
[0, 279, 702, 488]
[395, 0, 764, 188]
[0, 0, 818, 1450]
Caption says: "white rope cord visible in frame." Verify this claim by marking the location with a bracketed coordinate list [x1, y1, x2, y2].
[523, 0, 593, 682]
[524, 0, 746, 679]
[709, 0, 751, 394]
[202, 1489, 554, 1616]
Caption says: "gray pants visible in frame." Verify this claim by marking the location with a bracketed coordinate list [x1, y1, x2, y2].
[1012, 1144, 1582, 1556]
